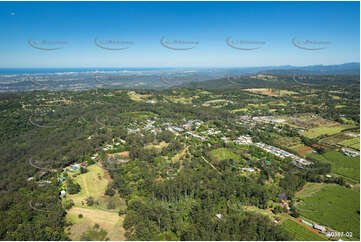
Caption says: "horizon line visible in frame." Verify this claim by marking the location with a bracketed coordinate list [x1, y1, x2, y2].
[0, 62, 359, 70]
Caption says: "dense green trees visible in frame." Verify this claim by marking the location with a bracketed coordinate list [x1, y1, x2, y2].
[67, 177, 81, 194]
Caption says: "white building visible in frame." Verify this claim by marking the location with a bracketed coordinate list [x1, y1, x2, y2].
[242, 168, 255, 172]
[313, 224, 326, 232]
[342, 148, 359, 157]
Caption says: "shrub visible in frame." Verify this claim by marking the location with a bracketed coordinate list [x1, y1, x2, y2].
[86, 197, 95, 206]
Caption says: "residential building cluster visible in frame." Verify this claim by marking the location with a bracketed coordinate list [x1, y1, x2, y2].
[233, 135, 253, 145]
[254, 142, 312, 167]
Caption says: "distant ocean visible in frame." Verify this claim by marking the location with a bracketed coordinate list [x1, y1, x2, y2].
[0, 67, 173, 75]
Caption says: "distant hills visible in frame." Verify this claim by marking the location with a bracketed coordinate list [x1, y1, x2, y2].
[221, 62, 360, 76]
[258, 62, 360, 75]
[180, 63, 360, 89]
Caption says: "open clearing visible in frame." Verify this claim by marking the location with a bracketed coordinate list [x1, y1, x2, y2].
[145, 141, 168, 150]
[164, 95, 195, 104]
[66, 165, 109, 203]
[209, 147, 241, 162]
[242, 205, 275, 220]
[230, 108, 248, 113]
[295, 183, 360, 240]
[66, 207, 126, 241]
[295, 183, 326, 199]
[119, 111, 157, 120]
[63, 164, 126, 240]
[128, 91, 155, 103]
[244, 88, 297, 97]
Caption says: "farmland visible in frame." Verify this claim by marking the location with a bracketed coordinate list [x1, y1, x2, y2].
[286, 114, 338, 129]
[309, 151, 360, 182]
[303, 125, 353, 139]
[295, 183, 360, 240]
[281, 219, 326, 241]
[338, 137, 360, 150]
[320, 132, 357, 146]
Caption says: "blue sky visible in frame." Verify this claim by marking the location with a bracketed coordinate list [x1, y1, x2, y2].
[0, 1, 359, 68]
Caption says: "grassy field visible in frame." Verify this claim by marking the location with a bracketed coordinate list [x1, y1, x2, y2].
[281, 219, 326, 241]
[247, 103, 267, 107]
[204, 99, 227, 104]
[320, 132, 355, 146]
[309, 151, 360, 181]
[209, 148, 241, 162]
[242, 205, 275, 220]
[165, 95, 195, 104]
[119, 111, 156, 120]
[303, 125, 352, 139]
[341, 117, 358, 126]
[128, 91, 155, 102]
[276, 136, 302, 148]
[144, 141, 168, 150]
[230, 108, 248, 113]
[295, 183, 326, 199]
[338, 138, 360, 150]
[295, 183, 360, 240]
[65, 165, 109, 203]
[279, 90, 298, 96]
[66, 207, 126, 240]
[244, 88, 297, 97]
[63, 164, 126, 240]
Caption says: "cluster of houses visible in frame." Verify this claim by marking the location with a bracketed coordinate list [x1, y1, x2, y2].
[238, 115, 256, 127]
[186, 131, 206, 141]
[122, 118, 216, 138]
[102, 140, 125, 151]
[233, 135, 253, 145]
[254, 142, 312, 167]
[183, 120, 203, 130]
[167, 124, 184, 134]
[163, 120, 204, 136]
[65, 162, 88, 172]
[237, 115, 287, 129]
[143, 120, 159, 134]
[202, 128, 221, 136]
